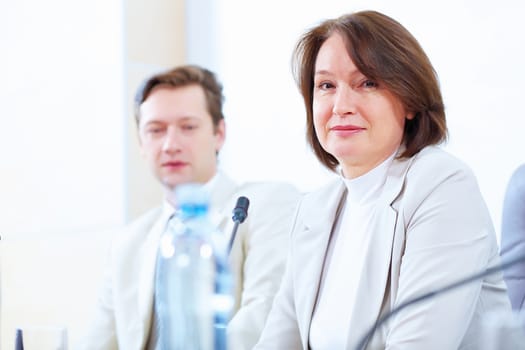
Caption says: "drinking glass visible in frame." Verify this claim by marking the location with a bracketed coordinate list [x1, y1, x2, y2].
[14, 326, 68, 350]
[478, 310, 525, 349]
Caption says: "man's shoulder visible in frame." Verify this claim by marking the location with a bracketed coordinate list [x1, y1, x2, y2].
[236, 180, 300, 194]
[233, 181, 301, 207]
[112, 207, 162, 245]
[127, 207, 163, 229]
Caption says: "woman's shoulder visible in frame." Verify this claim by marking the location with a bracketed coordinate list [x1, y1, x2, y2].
[407, 146, 475, 181]
[293, 177, 346, 217]
[412, 146, 470, 170]
[398, 146, 483, 208]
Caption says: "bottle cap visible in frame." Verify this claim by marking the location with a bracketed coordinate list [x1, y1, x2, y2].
[175, 183, 209, 218]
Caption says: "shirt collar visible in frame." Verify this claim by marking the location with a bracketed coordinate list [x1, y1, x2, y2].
[163, 171, 221, 212]
[341, 149, 398, 204]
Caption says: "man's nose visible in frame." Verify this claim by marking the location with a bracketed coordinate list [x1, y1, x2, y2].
[162, 127, 181, 153]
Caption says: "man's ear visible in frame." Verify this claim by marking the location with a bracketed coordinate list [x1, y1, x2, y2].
[215, 119, 226, 152]
[137, 129, 146, 157]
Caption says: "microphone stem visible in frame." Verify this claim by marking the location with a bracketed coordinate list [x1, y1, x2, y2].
[355, 253, 525, 350]
[228, 221, 240, 254]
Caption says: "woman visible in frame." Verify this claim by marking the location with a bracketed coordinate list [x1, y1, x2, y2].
[254, 10, 511, 350]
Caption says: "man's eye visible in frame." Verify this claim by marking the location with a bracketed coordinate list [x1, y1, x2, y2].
[182, 125, 197, 131]
[143, 126, 165, 135]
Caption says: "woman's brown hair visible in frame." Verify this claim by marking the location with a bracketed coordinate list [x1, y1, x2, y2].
[292, 10, 447, 171]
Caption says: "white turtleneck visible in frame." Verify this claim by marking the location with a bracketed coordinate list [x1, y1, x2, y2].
[309, 151, 396, 350]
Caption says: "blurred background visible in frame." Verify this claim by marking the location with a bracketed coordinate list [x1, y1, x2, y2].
[1, 0, 524, 347]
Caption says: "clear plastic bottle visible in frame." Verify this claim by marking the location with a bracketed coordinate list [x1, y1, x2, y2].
[155, 183, 233, 350]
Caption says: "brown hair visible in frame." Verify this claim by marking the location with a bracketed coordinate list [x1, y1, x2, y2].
[134, 64, 224, 129]
[292, 10, 447, 171]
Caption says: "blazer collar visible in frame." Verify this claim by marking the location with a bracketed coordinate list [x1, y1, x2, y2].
[135, 208, 167, 344]
[208, 171, 239, 229]
[296, 178, 347, 347]
[346, 153, 416, 349]
[296, 153, 415, 349]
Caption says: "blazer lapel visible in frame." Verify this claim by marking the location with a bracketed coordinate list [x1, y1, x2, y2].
[208, 172, 240, 247]
[346, 155, 415, 350]
[137, 210, 168, 346]
[296, 179, 347, 347]
[346, 201, 397, 349]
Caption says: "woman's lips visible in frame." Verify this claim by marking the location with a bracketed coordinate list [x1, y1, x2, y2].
[330, 125, 365, 135]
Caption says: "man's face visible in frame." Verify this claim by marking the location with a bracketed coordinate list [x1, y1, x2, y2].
[138, 85, 225, 190]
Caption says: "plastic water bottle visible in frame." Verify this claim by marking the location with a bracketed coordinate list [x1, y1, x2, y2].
[155, 183, 234, 350]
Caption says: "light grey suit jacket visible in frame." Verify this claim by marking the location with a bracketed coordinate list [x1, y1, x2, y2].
[255, 146, 511, 350]
[500, 163, 525, 310]
[78, 173, 300, 350]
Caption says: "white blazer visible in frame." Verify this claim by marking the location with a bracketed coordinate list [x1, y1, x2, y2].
[77, 173, 300, 350]
[255, 146, 511, 350]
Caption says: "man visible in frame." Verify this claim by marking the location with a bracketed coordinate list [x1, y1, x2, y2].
[78, 65, 300, 349]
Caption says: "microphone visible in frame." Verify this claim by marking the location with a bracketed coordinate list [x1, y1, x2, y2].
[15, 328, 23, 350]
[355, 252, 525, 350]
[228, 196, 250, 253]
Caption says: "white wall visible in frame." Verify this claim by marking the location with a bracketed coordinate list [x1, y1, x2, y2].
[6, 0, 521, 237]
[0, 0, 126, 237]
[202, 0, 525, 236]
[0, 1, 126, 347]
[1, 0, 522, 346]
[0, 1, 189, 347]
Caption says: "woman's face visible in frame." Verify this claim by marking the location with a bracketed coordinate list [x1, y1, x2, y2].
[313, 32, 413, 178]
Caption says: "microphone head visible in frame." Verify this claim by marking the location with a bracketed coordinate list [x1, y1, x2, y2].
[232, 196, 250, 223]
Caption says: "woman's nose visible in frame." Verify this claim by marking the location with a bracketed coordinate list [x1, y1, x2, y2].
[332, 85, 357, 117]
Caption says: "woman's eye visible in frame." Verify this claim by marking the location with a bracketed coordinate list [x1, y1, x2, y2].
[362, 80, 378, 88]
[317, 82, 334, 90]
